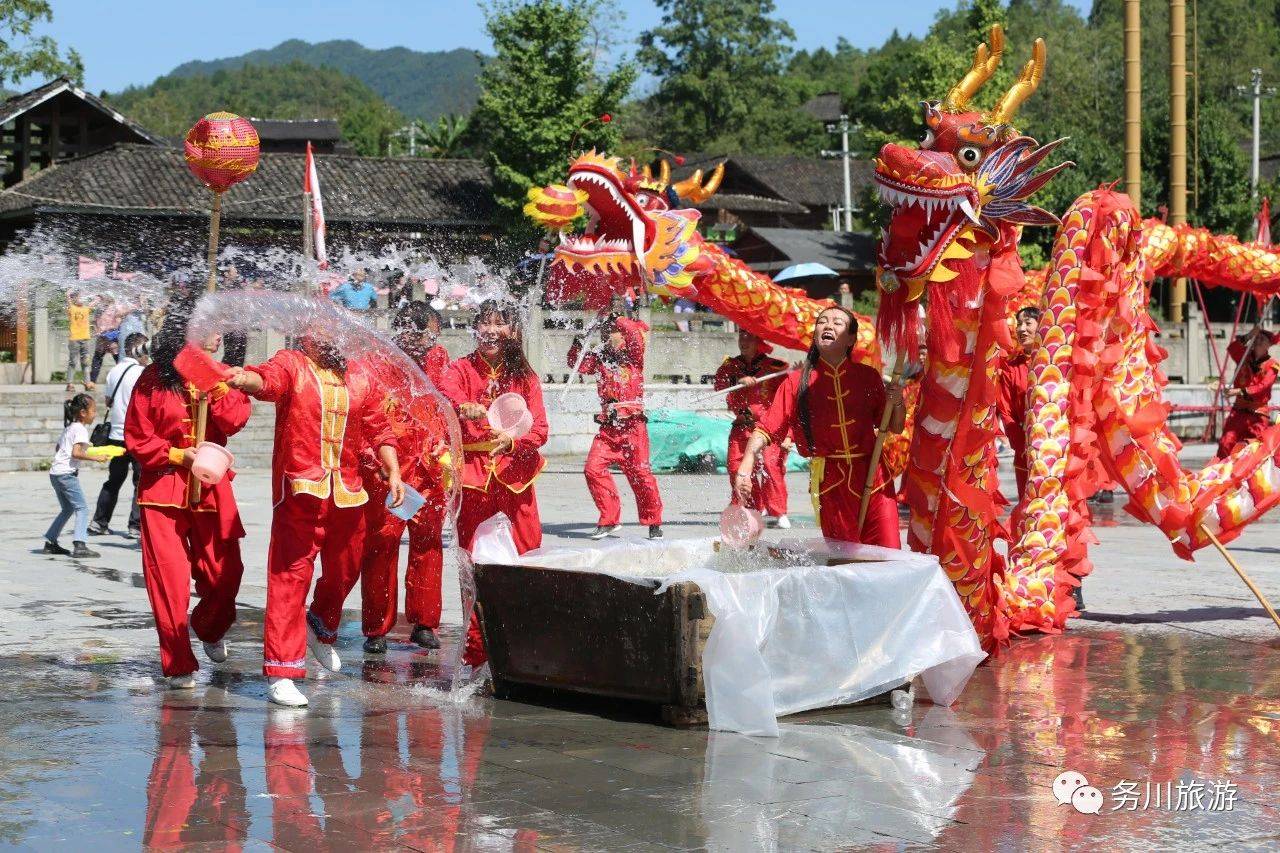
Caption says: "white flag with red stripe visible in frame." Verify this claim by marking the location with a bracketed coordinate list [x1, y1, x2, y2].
[304, 142, 329, 269]
[1255, 197, 1272, 247]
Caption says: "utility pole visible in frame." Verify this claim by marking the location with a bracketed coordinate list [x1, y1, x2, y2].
[822, 115, 857, 232]
[1123, 0, 1141, 203]
[1236, 69, 1276, 198]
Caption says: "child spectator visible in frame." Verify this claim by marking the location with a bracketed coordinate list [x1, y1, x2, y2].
[66, 292, 94, 391]
[44, 393, 101, 559]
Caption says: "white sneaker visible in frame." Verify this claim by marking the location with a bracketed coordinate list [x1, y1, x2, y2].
[307, 624, 341, 672]
[774, 514, 792, 530]
[168, 673, 195, 690]
[202, 639, 229, 663]
[267, 677, 308, 707]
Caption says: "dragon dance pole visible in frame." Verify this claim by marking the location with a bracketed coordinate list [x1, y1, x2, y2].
[858, 350, 907, 532]
[1200, 525, 1280, 632]
[1124, 0, 1141, 202]
[1168, 0, 1188, 324]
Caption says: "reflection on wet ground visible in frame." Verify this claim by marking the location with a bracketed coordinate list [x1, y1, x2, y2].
[1, 616, 1277, 851]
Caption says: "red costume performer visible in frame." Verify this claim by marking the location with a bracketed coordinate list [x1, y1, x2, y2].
[714, 349, 789, 517]
[997, 349, 1032, 500]
[755, 353, 901, 547]
[569, 317, 663, 530]
[243, 349, 397, 680]
[439, 346, 548, 665]
[126, 368, 250, 678]
[1217, 330, 1280, 459]
[358, 350, 451, 644]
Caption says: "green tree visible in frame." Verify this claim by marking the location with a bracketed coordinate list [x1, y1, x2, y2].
[638, 0, 799, 151]
[0, 1, 82, 86]
[109, 61, 402, 157]
[467, 0, 635, 230]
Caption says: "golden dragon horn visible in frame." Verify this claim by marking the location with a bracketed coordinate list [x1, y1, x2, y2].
[942, 24, 1004, 112]
[988, 37, 1046, 125]
[658, 158, 671, 186]
[672, 161, 726, 204]
[642, 164, 653, 180]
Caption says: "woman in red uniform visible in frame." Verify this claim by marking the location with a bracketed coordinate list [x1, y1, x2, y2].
[1216, 326, 1280, 459]
[359, 301, 452, 655]
[714, 329, 791, 528]
[438, 299, 548, 666]
[569, 313, 663, 539]
[126, 319, 251, 688]
[227, 332, 403, 707]
[735, 307, 905, 546]
[997, 307, 1039, 501]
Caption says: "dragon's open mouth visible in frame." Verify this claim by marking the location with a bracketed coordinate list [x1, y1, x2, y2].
[553, 163, 653, 277]
[875, 147, 979, 282]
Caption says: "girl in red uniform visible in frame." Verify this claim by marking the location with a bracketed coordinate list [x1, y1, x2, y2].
[438, 300, 548, 666]
[126, 322, 251, 688]
[1216, 326, 1280, 459]
[569, 314, 663, 539]
[359, 301, 452, 655]
[735, 307, 905, 546]
[996, 307, 1039, 501]
[714, 329, 791, 527]
[228, 332, 403, 707]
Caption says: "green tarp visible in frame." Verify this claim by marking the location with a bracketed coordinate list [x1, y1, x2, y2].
[646, 408, 809, 473]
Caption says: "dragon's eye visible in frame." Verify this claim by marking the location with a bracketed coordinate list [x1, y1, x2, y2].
[921, 130, 936, 150]
[957, 145, 984, 171]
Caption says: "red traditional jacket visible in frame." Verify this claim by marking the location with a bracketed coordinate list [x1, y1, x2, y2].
[438, 351, 548, 494]
[357, 348, 452, 498]
[1227, 336, 1280, 412]
[567, 318, 648, 416]
[996, 349, 1031, 443]
[713, 353, 789, 428]
[420, 344, 450, 388]
[124, 365, 250, 530]
[246, 349, 396, 508]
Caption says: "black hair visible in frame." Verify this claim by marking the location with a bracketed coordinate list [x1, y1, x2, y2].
[123, 333, 148, 359]
[151, 291, 197, 390]
[797, 307, 860, 455]
[64, 392, 94, 427]
[1016, 306, 1042, 322]
[474, 299, 533, 376]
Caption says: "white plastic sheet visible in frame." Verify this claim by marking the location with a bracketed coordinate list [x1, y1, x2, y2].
[470, 517, 986, 737]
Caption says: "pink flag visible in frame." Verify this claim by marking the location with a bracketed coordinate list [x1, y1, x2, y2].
[1254, 197, 1272, 246]
[78, 256, 105, 280]
[304, 142, 329, 269]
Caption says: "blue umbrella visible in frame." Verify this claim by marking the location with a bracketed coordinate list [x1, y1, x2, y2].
[775, 262, 839, 282]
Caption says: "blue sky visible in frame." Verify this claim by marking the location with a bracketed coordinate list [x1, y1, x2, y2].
[38, 0, 1090, 94]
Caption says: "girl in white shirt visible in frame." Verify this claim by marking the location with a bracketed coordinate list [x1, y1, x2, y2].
[45, 394, 101, 558]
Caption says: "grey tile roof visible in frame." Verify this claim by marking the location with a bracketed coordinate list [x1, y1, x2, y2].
[674, 153, 875, 210]
[0, 143, 494, 227]
[750, 227, 876, 272]
[0, 77, 165, 146]
[249, 118, 342, 141]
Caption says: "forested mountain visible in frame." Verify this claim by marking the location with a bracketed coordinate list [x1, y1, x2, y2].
[107, 61, 403, 157]
[165, 39, 482, 121]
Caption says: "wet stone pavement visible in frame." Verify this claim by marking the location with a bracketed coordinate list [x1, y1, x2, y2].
[2, 453, 1279, 851]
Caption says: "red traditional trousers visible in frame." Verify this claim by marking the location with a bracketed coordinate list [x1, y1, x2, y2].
[456, 483, 542, 666]
[262, 492, 366, 679]
[726, 423, 788, 516]
[584, 419, 663, 526]
[360, 476, 445, 637]
[1217, 408, 1270, 459]
[139, 506, 244, 677]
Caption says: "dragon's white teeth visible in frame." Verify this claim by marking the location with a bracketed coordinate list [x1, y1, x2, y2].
[959, 197, 981, 223]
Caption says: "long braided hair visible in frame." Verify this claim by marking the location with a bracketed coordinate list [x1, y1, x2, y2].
[797, 307, 860, 455]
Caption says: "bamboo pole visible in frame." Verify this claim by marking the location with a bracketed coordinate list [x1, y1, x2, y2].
[1124, 0, 1142, 203]
[191, 190, 224, 505]
[1201, 524, 1280, 632]
[1168, 0, 1188, 323]
[858, 351, 907, 531]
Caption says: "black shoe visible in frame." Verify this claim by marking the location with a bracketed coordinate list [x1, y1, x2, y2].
[648, 525, 663, 540]
[71, 542, 100, 559]
[1072, 585, 1086, 612]
[87, 523, 108, 536]
[362, 636, 387, 654]
[42, 540, 70, 556]
[589, 524, 621, 540]
[1096, 490, 1114, 505]
[410, 625, 441, 649]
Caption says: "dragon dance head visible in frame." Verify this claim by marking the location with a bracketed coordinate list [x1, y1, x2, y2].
[524, 152, 725, 304]
[875, 25, 1070, 301]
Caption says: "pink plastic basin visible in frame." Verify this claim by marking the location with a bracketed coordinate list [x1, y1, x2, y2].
[191, 441, 234, 485]
[719, 504, 764, 549]
[488, 392, 533, 439]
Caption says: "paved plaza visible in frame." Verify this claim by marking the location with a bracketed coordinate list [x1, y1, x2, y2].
[1, 453, 1279, 850]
